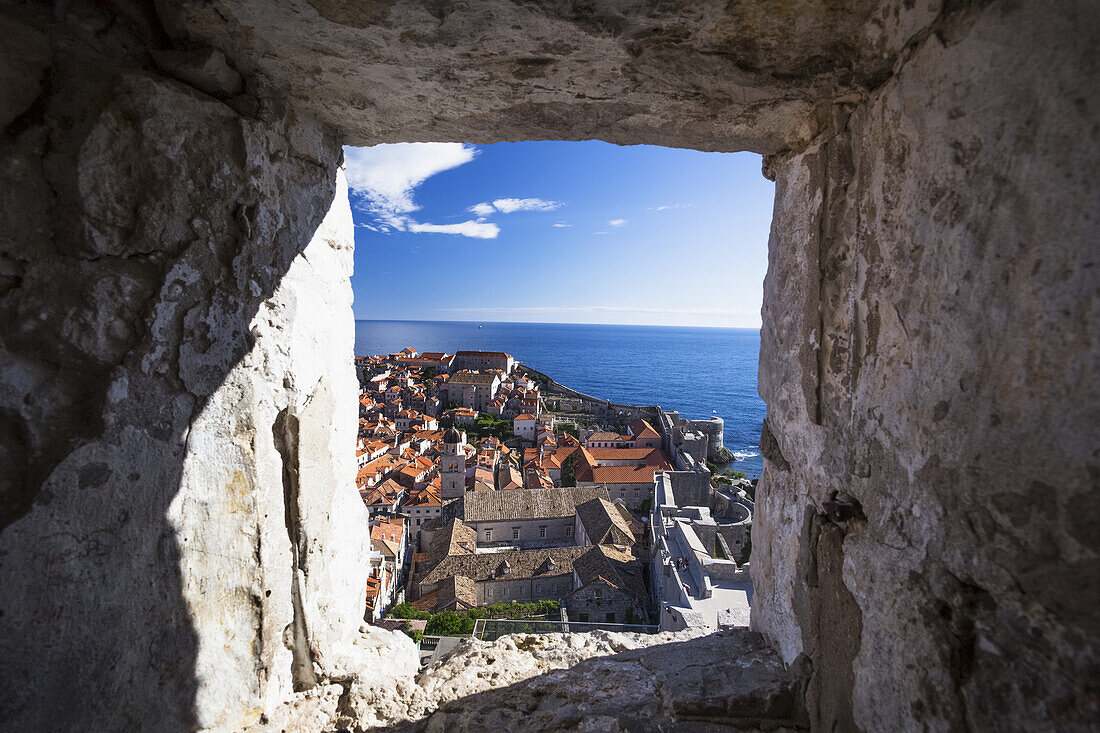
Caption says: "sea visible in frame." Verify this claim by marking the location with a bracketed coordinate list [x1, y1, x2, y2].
[355, 320, 765, 478]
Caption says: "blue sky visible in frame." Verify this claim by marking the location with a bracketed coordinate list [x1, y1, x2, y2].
[344, 141, 773, 328]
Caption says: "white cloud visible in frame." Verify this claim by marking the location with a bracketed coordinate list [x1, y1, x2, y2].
[647, 203, 693, 212]
[344, 143, 476, 217]
[407, 220, 499, 239]
[608, 218, 626, 227]
[344, 143, 498, 239]
[493, 197, 561, 214]
[468, 202, 496, 217]
[552, 223, 571, 228]
[593, 231, 607, 235]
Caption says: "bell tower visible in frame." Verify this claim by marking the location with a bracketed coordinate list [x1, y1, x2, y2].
[441, 427, 466, 500]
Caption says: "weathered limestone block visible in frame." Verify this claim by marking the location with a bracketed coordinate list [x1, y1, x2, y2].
[0, 8, 388, 726]
[754, 1, 1100, 730]
[1, 1, 1096, 731]
[337, 629, 802, 731]
[166, 0, 940, 153]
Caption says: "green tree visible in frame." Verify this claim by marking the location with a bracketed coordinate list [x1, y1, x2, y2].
[389, 602, 431, 620]
[560, 451, 579, 487]
[425, 611, 476, 637]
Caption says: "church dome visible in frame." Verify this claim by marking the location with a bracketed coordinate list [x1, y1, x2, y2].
[444, 427, 462, 444]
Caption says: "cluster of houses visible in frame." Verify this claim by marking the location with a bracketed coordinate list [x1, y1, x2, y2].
[352, 347, 680, 625]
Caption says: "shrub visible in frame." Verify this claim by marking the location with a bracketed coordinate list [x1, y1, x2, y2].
[425, 610, 475, 637]
[389, 602, 431, 620]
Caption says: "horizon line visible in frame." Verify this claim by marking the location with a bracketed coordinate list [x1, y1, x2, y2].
[352, 317, 761, 330]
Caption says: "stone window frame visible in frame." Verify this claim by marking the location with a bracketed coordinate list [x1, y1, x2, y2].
[539, 525, 547, 538]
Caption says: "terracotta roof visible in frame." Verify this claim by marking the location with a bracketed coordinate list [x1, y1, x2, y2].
[459, 486, 608, 522]
[361, 477, 404, 505]
[584, 448, 661, 461]
[574, 447, 672, 485]
[514, 414, 536, 421]
[629, 418, 660, 440]
[405, 487, 442, 507]
[409, 590, 438, 612]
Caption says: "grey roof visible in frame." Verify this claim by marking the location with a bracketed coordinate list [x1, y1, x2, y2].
[455, 351, 511, 359]
[443, 427, 462, 443]
[448, 371, 500, 386]
[461, 486, 609, 523]
[424, 545, 590, 586]
[436, 575, 477, 610]
[575, 497, 635, 546]
[571, 545, 647, 603]
[424, 518, 477, 574]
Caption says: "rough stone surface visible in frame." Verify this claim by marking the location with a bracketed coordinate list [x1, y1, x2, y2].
[336, 629, 802, 731]
[753, 2, 1100, 730]
[0, 5, 383, 728]
[0, 1, 1096, 731]
[163, 0, 940, 154]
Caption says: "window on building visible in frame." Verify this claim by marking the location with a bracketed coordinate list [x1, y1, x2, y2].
[539, 526, 546, 539]
[487, 587, 493, 597]
[565, 526, 572, 538]
[594, 588, 602, 601]
[485, 529, 492, 541]
[512, 527, 519, 540]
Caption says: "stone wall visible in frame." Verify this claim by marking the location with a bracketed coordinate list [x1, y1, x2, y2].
[752, 2, 1100, 729]
[568, 583, 641, 624]
[684, 416, 726, 461]
[0, 6, 412, 730]
[1, 1, 1095, 730]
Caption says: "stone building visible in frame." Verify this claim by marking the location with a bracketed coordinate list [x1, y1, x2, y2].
[568, 545, 648, 624]
[443, 370, 502, 411]
[1, 3, 1094, 732]
[574, 497, 637, 547]
[574, 447, 673, 510]
[421, 544, 587, 607]
[513, 413, 536, 441]
[456, 486, 609, 548]
[452, 350, 515, 374]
